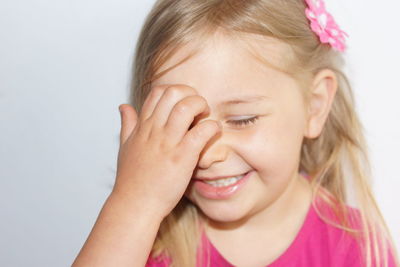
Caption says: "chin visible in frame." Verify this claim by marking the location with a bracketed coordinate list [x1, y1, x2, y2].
[201, 207, 249, 223]
[185, 193, 253, 224]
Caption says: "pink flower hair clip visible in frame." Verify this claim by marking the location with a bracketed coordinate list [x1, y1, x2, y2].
[304, 0, 349, 52]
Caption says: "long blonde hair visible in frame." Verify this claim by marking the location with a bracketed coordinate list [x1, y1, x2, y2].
[129, 0, 399, 266]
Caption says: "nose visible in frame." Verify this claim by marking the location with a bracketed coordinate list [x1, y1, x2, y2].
[196, 132, 228, 169]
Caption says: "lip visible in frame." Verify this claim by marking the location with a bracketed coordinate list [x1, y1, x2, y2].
[193, 171, 252, 200]
[194, 172, 249, 181]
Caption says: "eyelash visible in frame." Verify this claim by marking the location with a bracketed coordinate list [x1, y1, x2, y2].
[228, 116, 259, 127]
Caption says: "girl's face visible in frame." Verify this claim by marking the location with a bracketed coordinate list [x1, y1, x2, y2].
[152, 32, 311, 226]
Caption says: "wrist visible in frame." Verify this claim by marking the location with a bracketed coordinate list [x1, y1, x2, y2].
[107, 190, 166, 223]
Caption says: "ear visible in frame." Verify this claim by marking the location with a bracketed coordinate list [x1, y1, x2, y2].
[304, 69, 338, 139]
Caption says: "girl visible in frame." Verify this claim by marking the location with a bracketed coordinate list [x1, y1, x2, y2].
[73, 0, 399, 266]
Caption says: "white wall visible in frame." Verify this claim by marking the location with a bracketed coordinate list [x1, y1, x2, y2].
[0, 0, 398, 266]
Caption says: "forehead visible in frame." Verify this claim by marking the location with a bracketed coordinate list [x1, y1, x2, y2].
[151, 31, 296, 108]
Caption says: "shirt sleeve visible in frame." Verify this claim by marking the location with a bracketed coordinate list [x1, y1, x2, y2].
[145, 254, 171, 267]
[145, 258, 165, 267]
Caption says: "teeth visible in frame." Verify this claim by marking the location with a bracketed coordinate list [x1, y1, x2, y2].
[203, 174, 246, 187]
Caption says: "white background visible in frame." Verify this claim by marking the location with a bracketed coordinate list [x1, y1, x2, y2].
[0, 0, 398, 266]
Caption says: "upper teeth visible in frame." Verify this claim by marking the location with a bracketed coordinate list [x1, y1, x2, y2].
[203, 173, 246, 187]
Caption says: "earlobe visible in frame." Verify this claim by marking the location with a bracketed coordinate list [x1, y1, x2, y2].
[304, 69, 338, 139]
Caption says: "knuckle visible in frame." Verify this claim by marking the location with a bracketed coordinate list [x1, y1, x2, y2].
[173, 84, 197, 94]
[194, 122, 210, 137]
[148, 85, 165, 98]
[194, 95, 208, 108]
[171, 95, 208, 119]
[164, 84, 197, 98]
[150, 84, 199, 105]
[165, 86, 182, 98]
[174, 101, 189, 114]
[153, 85, 165, 96]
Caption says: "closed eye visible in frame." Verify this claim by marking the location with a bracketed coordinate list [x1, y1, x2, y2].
[228, 116, 259, 127]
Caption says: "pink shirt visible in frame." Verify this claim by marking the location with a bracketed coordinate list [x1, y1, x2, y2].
[146, 198, 397, 267]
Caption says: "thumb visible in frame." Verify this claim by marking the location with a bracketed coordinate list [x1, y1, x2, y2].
[119, 104, 138, 146]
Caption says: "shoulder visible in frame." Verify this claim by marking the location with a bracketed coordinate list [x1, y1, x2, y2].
[309, 195, 398, 267]
[303, 199, 363, 265]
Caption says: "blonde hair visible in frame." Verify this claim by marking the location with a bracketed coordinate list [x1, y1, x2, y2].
[129, 0, 399, 266]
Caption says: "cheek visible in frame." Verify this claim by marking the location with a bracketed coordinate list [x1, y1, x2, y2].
[235, 127, 281, 173]
[233, 117, 304, 175]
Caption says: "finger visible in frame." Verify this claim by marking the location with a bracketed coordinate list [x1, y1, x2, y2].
[164, 95, 210, 145]
[139, 85, 168, 122]
[119, 104, 138, 146]
[179, 120, 221, 160]
[148, 85, 197, 129]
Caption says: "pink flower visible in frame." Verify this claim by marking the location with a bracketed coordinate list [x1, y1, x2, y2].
[304, 0, 349, 52]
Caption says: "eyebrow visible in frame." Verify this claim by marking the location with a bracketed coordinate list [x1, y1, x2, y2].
[219, 95, 270, 106]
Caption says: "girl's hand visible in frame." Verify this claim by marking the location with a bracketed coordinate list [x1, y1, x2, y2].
[113, 84, 221, 219]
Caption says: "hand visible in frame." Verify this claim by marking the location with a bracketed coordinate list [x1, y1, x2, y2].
[113, 84, 221, 219]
